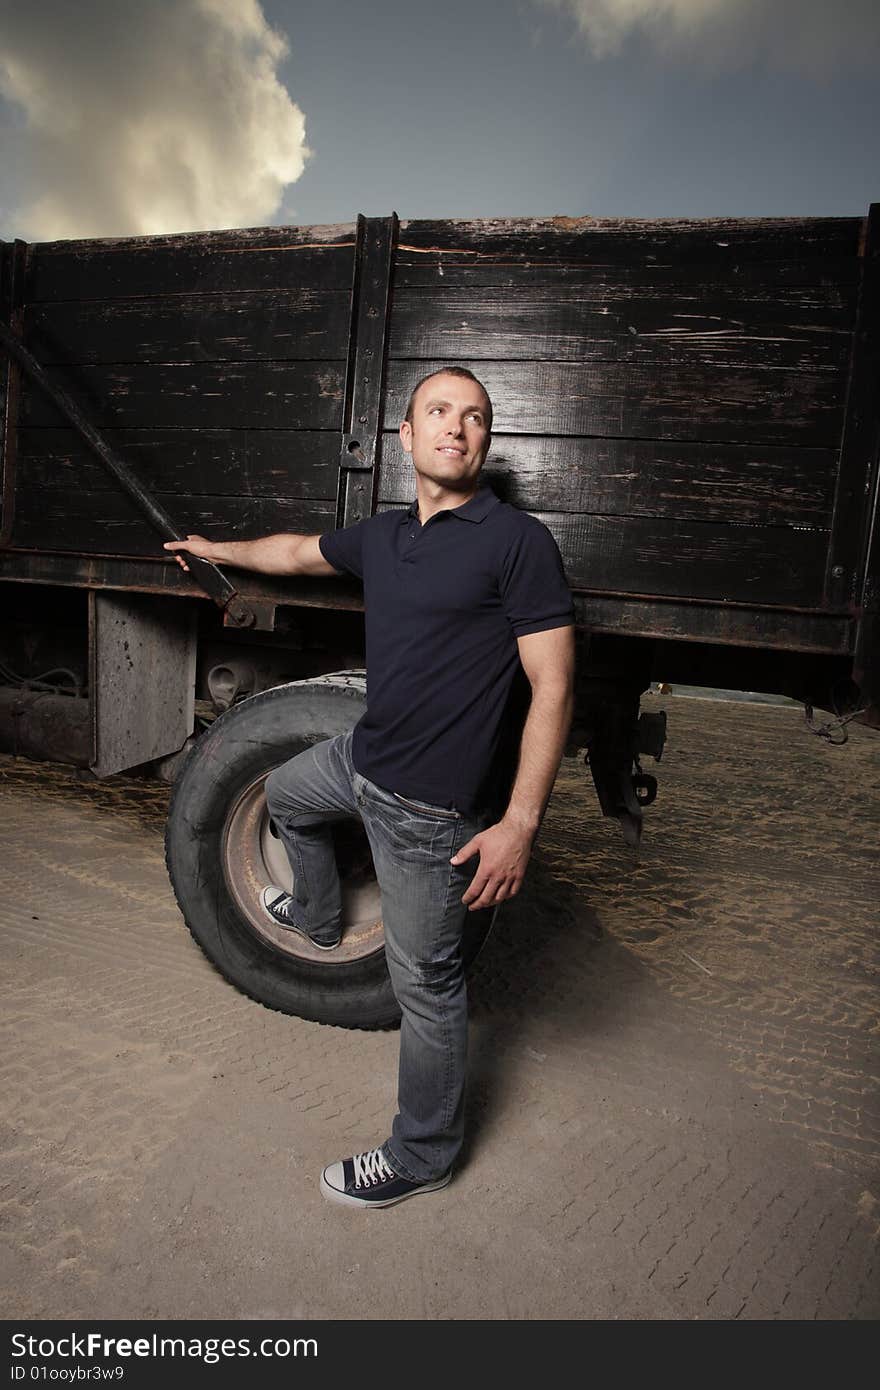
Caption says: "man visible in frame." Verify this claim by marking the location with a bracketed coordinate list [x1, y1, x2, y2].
[165, 367, 575, 1208]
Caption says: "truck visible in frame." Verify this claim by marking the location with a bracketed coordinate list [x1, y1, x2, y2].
[1, 208, 877, 1027]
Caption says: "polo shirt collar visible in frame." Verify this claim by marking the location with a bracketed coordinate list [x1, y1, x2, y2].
[406, 485, 499, 525]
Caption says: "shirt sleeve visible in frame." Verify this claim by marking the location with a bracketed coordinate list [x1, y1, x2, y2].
[318, 521, 367, 580]
[499, 516, 575, 638]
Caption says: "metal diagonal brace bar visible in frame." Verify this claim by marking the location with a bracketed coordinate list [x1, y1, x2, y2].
[0, 319, 255, 627]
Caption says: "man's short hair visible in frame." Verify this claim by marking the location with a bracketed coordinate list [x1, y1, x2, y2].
[403, 366, 493, 430]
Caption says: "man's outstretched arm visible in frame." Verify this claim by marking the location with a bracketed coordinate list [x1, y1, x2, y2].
[451, 623, 576, 911]
[163, 532, 339, 577]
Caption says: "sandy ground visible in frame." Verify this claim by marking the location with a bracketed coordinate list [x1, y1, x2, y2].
[0, 693, 877, 1321]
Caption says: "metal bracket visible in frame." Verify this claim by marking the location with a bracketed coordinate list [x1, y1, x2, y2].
[338, 213, 399, 528]
[825, 202, 880, 611]
[637, 709, 667, 761]
[223, 597, 276, 632]
[0, 239, 27, 549]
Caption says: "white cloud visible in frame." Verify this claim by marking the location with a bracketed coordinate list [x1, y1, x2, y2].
[0, 0, 310, 241]
[538, 0, 880, 74]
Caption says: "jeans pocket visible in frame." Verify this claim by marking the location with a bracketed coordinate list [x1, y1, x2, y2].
[391, 792, 461, 821]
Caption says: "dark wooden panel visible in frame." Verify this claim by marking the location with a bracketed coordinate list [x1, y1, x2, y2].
[10, 488, 336, 556]
[378, 435, 836, 527]
[375, 501, 829, 607]
[388, 285, 855, 371]
[384, 360, 844, 447]
[570, 593, 853, 655]
[551, 512, 830, 607]
[28, 223, 357, 302]
[394, 255, 863, 291]
[20, 362, 345, 430]
[16, 427, 339, 498]
[396, 215, 862, 268]
[24, 291, 351, 365]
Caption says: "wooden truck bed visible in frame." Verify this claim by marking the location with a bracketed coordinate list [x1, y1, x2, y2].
[1, 211, 877, 678]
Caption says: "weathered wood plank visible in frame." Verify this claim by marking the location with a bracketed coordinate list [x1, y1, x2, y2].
[28, 224, 357, 301]
[24, 291, 351, 365]
[15, 486, 829, 607]
[372, 501, 829, 607]
[393, 256, 863, 291]
[552, 513, 829, 607]
[378, 434, 836, 527]
[32, 222, 356, 256]
[18, 424, 837, 528]
[570, 593, 853, 654]
[396, 216, 863, 268]
[384, 360, 844, 446]
[22, 354, 842, 447]
[9, 489, 336, 555]
[23, 421, 837, 529]
[16, 427, 339, 498]
[388, 285, 855, 371]
[20, 362, 345, 430]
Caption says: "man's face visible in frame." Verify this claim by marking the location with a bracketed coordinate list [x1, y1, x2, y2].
[399, 373, 491, 492]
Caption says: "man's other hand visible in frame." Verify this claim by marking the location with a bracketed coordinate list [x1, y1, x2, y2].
[450, 818, 535, 911]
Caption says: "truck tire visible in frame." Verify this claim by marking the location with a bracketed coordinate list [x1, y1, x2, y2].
[165, 673, 494, 1029]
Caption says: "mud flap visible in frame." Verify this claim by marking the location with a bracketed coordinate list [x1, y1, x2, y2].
[89, 590, 197, 776]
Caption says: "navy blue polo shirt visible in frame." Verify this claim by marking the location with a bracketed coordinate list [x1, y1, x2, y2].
[318, 485, 574, 814]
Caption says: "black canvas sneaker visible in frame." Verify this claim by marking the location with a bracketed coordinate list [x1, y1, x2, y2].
[260, 885, 341, 950]
[319, 1146, 452, 1208]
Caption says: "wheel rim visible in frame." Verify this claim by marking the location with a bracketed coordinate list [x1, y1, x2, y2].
[221, 772, 385, 965]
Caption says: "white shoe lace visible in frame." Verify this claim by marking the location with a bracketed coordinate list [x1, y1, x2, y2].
[352, 1147, 395, 1189]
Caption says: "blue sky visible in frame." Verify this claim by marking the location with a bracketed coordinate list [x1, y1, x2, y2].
[0, 0, 876, 243]
[268, 0, 876, 223]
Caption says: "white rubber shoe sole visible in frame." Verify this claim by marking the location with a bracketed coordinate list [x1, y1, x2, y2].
[319, 1163, 452, 1208]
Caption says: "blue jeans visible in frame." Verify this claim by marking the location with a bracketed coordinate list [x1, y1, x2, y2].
[264, 729, 491, 1181]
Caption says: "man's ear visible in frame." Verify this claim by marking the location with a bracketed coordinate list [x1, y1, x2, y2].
[399, 419, 413, 455]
